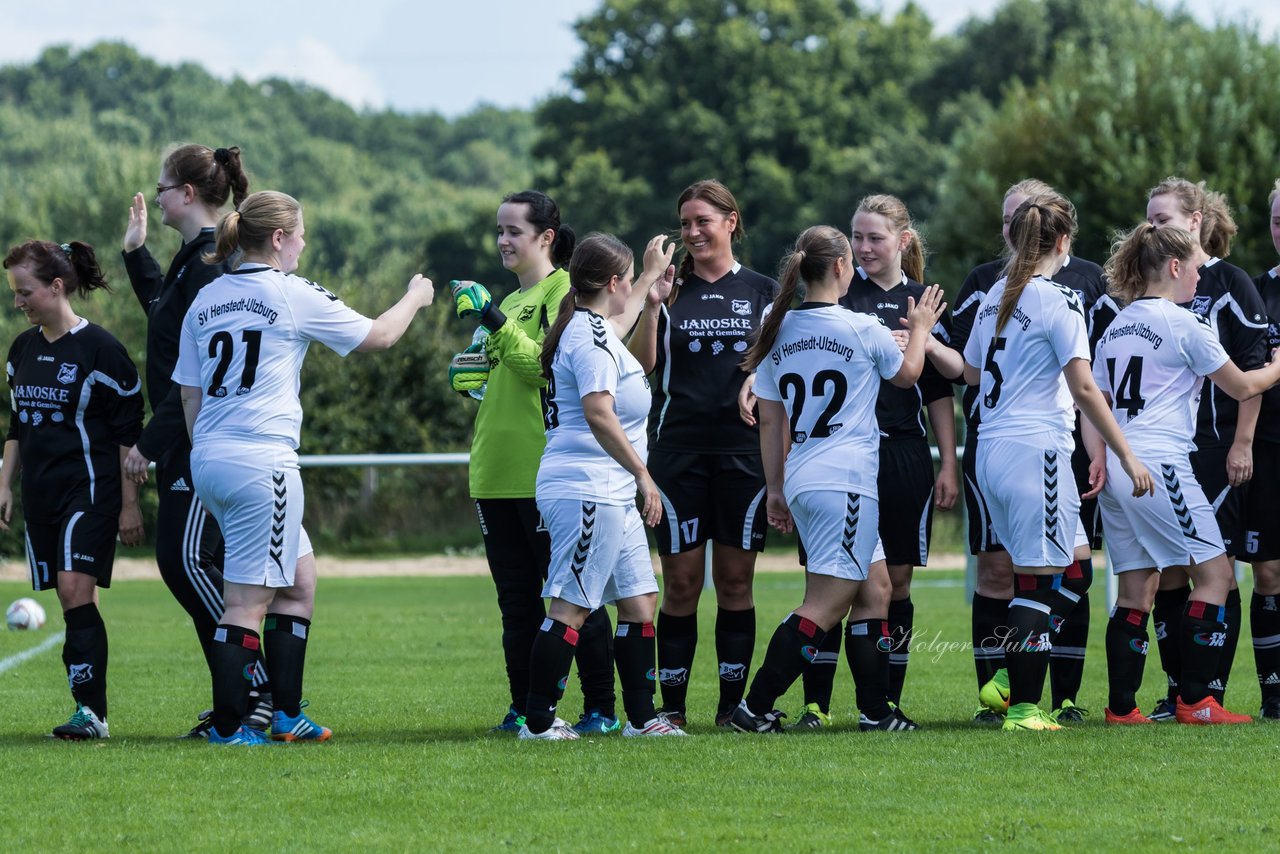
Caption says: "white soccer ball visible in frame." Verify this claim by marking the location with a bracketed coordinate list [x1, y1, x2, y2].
[6, 597, 46, 630]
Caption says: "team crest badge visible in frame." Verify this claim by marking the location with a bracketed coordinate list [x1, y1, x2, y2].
[56, 363, 78, 384]
[1190, 295, 1212, 316]
[518, 306, 537, 323]
[731, 299, 751, 316]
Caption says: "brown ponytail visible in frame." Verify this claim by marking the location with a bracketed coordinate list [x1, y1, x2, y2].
[164, 143, 251, 210]
[742, 226, 849, 371]
[1104, 223, 1197, 306]
[539, 233, 634, 380]
[998, 192, 1077, 333]
[204, 191, 302, 265]
[3, 239, 110, 296]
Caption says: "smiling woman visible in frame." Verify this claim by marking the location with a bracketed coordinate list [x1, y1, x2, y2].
[0, 238, 144, 741]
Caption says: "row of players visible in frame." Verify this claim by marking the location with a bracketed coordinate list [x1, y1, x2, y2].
[4, 141, 1278, 739]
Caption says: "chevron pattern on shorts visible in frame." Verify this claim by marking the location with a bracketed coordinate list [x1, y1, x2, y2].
[569, 502, 597, 598]
[1043, 450, 1068, 559]
[841, 493, 862, 573]
[1162, 464, 1217, 548]
[270, 472, 286, 571]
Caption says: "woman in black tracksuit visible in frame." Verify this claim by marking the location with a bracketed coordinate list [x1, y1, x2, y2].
[119, 144, 271, 736]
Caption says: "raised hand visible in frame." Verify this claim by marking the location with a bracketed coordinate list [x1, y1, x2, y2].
[123, 192, 148, 252]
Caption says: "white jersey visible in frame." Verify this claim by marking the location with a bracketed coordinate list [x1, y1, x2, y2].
[753, 303, 903, 500]
[536, 308, 650, 505]
[1092, 297, 1228, 458]
[963, 275, 1090, 441]
[173, 265, 372, 448]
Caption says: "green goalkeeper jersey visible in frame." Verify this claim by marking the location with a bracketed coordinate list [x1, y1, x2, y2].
[469, 268, 570, 498]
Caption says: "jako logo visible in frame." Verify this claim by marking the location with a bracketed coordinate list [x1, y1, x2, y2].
[659, 667, 688, 685]
[719, 662, 746, 681]
[1129, 639, 1149, 655]
[68, 663, 93, 686]
[801, 646, 818, 662]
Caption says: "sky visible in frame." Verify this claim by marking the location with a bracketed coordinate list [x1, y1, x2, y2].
[1, 0, 1275, 116]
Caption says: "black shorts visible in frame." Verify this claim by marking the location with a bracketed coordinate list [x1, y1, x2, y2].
[1190, 444, 1246, 557]
[878, 438, 934, 566]
[1070, 414, 1103, 549]
[648, 450, 767, 555]
[23, 510, 118, 591]
[962, 427, 1005, 555]
[1244, 440, 1280, 562]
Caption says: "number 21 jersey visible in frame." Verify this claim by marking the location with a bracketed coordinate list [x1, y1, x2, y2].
[173, 265, 373, 448]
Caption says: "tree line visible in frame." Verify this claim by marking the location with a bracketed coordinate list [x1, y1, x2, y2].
[1, 0, 1276, 553]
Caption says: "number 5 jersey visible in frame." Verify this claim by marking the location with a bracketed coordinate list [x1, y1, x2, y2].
[173, 265, 373, 448]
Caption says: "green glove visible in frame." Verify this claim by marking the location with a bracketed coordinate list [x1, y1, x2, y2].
[450, 280, 507, 332]
[450, 342, 490, 398]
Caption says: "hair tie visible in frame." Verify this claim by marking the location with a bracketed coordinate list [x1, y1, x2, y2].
[569, 286, 578, 296]
[214, 147, 231, 165]
[60, 243, 71, 256]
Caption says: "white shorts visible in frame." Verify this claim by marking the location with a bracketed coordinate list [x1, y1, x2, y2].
[538, 499, 658, 610]
[191, 441, 305, 588]
[977, 435, 1080, 568]
[1099, 454, 1225, 572]
[790, 490, 885, 581]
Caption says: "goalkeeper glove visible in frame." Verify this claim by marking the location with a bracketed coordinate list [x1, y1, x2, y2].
[450, 280, 507, 332]
[450, 342, 490, 399]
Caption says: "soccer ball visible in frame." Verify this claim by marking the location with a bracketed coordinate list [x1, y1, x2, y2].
[6, 598, 46, 631]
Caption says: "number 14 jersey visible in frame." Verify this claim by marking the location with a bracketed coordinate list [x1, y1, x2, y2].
[753, 303, 902, 500]
[174, 265, 373, 448]
[1092, 296, 1228, 458]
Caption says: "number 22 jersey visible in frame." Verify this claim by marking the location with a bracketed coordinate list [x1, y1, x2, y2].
[173, 265, 373, 448]
[753, 303, 903, 500]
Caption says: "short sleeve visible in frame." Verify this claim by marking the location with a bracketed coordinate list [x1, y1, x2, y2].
[1091, 336, 1111, 394]
[962, 317, 984, 370]
[754, 358, 780, 402]
[290, 277, 374, 357]
[571, 342, 620, 398]
[1044, 285, 1090, 366]
[1179, 312, 1231, 377]
[868, 322, 905, 380]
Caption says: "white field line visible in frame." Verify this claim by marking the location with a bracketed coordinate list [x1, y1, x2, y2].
[0, 631, 63, 673]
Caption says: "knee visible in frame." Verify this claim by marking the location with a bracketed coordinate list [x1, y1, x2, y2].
[1253, 562, 1280, 595]
[660, 562, 705, 611]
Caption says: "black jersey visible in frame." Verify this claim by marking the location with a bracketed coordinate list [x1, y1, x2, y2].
[1181, 258, 1268, 447]
[122, 229, 228, 463]
[649, 263, 779, 453]
[1253, 269, 1280, 444]
[6, 320, 143, 518]
[838, 267, 953, 439]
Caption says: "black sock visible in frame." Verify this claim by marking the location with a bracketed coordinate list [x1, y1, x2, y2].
[210, 624, 261, 737]
[1105, 606, 1149, 716]
[1050, 562, 1090, 708]
[715, 607, 755, 716]
[1179, 600, 1227, 705]
[1252, 593, 1280, 700]
[801, 620, 841, 713]
[886, 597, 913, 705]
[525, 619, 579, 733]
[614, 621, 657, 725]
[575, 607, 616, 718]
[846, 619, 893, 720]
[1154, 584, 1191, 703]
[1210, 588, 1241, 703]
[972, 592, 1011, 689]
[263, 613, 310, 718]
[62, 603, 108, 720]
[656, 611, 697, 713]
[744, 613, 824, 714]
[1006, 573, 1061, 706]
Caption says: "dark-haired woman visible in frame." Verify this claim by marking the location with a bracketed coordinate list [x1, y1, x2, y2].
[728, 226, 943, 733]
[629, 180, 780, 728]
[1095, 222, 1275, 725]
[961, 191, 1153, 732]
[518, 232, 682, 739]
[0, 240, 144, 739]
[1143, 177, 1267, 718]
[176, 191, 434, 745]
[119, 144, 275, 737]
[448, 191, 618, 734]
[1248, 179, 1280, 720]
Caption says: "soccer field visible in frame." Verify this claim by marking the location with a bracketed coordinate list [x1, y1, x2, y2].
[0, 570, 1271, 851]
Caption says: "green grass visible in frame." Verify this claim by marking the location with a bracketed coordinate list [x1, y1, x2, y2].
[0, 571, 1273, 851]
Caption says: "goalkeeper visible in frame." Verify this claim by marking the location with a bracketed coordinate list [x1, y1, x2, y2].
[449, 191, 619, 735]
